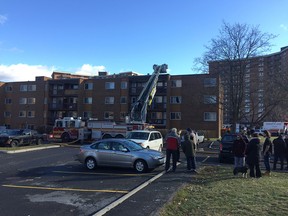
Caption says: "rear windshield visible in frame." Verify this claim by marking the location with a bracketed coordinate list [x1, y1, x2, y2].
[127, 132, 149, 140]
[222, 135, 236, 142]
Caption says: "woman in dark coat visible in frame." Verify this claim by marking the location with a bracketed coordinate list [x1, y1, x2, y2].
[181, 132, 197, 173]
[246, 133, 262, 178]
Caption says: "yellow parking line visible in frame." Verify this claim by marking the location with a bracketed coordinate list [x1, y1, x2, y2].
[53, 170, 155, 177]
[2, 184, 129, 194]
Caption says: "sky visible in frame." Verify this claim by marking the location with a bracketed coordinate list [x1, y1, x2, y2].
[0, 0, 288, 82]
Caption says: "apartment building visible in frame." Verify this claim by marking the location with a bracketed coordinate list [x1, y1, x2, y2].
[0, 71, 222, 137]
[209, 46, 288, 126]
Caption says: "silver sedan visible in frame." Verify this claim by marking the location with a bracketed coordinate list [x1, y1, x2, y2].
[75, 138, 165, 173]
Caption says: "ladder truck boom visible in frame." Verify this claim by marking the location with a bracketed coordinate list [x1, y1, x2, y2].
[130, 64, 168, 123]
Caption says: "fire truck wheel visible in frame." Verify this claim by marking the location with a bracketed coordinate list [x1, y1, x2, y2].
[85, 157, 97, 170]
[61, 133, 70, 143]
[134, 159, 148, 173]
[102, 134, 112, 139]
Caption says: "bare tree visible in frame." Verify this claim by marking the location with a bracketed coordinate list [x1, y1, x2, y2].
[194, 21, 280, 131]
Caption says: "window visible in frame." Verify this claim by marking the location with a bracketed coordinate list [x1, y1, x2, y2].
[131, 97, 137, 104]
[28, 85, 36, 91]
[170, 112, 181, 120]
[154, 96, 163, 103]
[105, 82, 115, 89]
[121, 81, 127, 89]
[84, 97, 92, 104]
[27, 111, 35, 118]
[120, 96, 127, 104]
[28, 98, 36, 104]
[204, 112, 217, 121]
[170, 96, 182, 104]
[20, 85, 27, 91]
[5, 98, 12, 104]
[105, 97, 114, 104]
[84, 83, 93, 90]
[19, 111, 26, 117]
[104, 111, 114, 119]
[204, 95, 217, 104]
[204, 78, 217, 87]
[19, 98, 27, 104]
[83, 111, 92, 119]
[5, 86, 12, 92]
[4, 111, 11, 117]
[171, 80, 182, 87]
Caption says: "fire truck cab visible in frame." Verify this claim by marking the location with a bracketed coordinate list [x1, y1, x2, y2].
[52, 117, 89, 142]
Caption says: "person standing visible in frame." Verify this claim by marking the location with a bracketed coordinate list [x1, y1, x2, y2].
[262, 130, 273, 175]
[246, 133, 262, 178]
[181, 131, 197, 173]
[165, 128, 181, 172]
[232, 135, 247, 175]
[284, 136, 288, 170]
[273, 134, 286, 170]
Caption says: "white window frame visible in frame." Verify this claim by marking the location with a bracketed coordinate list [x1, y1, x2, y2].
[105, 97, 115, 104]
[204, 95, 217, 104]
[170, 112, 181, 120]
[104, 111, 114, 120]
[204, 112, 217, 121]
[105, 82, 115, 90]
[84, 97, 92, 104]
[170, 96, 182, 104]
[171, 80, 182, 88]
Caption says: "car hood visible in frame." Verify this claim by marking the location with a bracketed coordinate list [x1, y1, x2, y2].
[128, 139, 147, 144]
[138, 148, 164, 157]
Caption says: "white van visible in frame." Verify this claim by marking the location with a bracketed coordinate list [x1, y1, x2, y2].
[127, 130, 163, 152]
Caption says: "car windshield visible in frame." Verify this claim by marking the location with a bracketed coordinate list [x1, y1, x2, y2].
[7, 130, 23, 136]
[123, 140, 145, 151]
[222, 135, 236, 142]
[127, 132, 149, 140]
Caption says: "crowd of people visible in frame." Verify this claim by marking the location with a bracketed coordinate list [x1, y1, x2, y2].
[164, 127, 288, 177]
[233, 130, 288, 178]
[164, 127, 198, 173]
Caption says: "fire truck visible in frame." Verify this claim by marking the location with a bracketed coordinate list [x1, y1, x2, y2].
[51, 64, 167, 143]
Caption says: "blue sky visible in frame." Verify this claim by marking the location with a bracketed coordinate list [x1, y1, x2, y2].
[0, 0, 287, 82]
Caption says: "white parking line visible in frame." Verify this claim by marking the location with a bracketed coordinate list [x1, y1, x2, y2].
[94, 170, 166, 216]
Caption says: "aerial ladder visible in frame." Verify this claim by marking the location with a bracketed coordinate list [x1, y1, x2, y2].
[130, 64, 168, 123]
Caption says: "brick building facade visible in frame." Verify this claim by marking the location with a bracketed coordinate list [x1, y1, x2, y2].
[0, 71, 222, 138]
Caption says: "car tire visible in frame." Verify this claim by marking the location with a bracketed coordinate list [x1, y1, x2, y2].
[115, 134, 125, 138]
[10, 140, 19, 147]
[134, 159, 148, 173]
[85, 157, 97, 170]
[37, 138, 43, 145]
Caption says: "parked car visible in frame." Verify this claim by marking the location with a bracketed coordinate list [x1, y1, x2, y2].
[253, 129, 265, 136]
[126, 130, 163, 151]
[218, 134, 249, 163]
[196, 131, 205, 143]
[75, 138, 165, 173]
[0, 129, 44, 147]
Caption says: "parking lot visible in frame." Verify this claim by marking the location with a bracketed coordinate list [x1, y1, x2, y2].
[0, 142, 219, 216]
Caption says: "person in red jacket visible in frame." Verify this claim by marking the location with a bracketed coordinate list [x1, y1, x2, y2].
[165, 128, 181, 172]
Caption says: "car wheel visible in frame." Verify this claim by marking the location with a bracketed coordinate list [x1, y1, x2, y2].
[37, 138, 43, 145]
[102, 134, 112, 139]
[134, 159, 148, 173]
[85, 157, 97, 170]
[10, 140, 19, 147]
[115, 134, 125, 138]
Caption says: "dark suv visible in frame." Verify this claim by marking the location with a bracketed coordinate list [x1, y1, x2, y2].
[218, 134, 249, 163]
[0, 129, 44, 147]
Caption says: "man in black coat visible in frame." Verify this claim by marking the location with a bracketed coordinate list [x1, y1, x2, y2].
[273, 134, 286, 170]
[246, 133, 262, 178]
